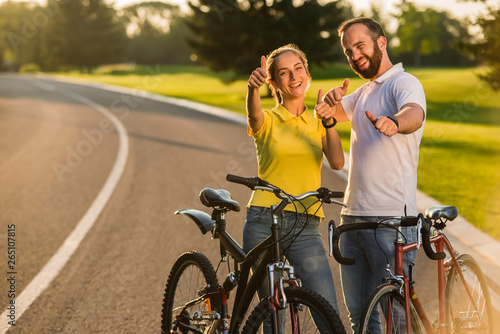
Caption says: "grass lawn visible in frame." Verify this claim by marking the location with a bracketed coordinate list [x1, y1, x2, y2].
[56, 64, 500, 239]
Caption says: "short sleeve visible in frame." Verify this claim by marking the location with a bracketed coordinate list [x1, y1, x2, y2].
[393, 74, 427, 114]
[247, 110, 270, 138]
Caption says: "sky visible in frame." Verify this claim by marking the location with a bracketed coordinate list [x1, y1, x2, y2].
[104, 0, 497, 20]
[1, 0, 498, 22]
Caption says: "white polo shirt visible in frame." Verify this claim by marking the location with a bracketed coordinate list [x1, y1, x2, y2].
[341, 63, 426, 216]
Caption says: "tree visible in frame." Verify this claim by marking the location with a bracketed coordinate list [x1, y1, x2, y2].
[392, 1, 473, 67]
[185, 0, 346, 81]
[163, 16, 194, 64]
[42, 0, 126, 72]
[121, 1, 191, 64]
[121, 1, 181, 35]
[0, 1, 42, 71]
[461, 0, 500, 90]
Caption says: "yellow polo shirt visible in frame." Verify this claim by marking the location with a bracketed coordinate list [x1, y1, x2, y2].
[248, 104, 326, 217]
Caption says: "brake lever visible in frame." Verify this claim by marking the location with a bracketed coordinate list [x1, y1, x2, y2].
[417, 216, 422, 250]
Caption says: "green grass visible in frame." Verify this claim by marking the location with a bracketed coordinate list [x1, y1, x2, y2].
[56, 64, 500, 239]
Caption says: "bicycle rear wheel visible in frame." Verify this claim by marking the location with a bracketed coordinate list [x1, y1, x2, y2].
[358, 283, 423, 334]
[161, 251, 221, 334]
[241, 286, 345, 334]
[445, 253, 493, 334]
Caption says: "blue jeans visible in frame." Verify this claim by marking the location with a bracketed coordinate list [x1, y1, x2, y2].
[339, 215, 417, 334]
[242, 206, 338, 311]
[243, 206, 337, 334]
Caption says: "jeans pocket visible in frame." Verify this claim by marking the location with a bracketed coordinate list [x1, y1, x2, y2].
[404, 226, 417, 243]
[246, 206, 268, 223]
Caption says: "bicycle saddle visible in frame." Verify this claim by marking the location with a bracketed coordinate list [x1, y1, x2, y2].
[425, 205, 458, 221]
[199, 188, 241, 212]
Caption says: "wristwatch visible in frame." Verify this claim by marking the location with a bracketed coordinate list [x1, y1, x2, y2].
[387, 116, 399, 129]
[322, 117, 337, 129]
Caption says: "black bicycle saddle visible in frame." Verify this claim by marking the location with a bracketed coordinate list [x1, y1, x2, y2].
[425, 205, 458, 221]
[199, 188, 241, 212]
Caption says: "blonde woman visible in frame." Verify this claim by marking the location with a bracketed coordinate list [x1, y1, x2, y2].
[243, 44, 344, 324]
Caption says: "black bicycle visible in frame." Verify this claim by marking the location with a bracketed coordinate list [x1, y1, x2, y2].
[161, 174, 347, 334]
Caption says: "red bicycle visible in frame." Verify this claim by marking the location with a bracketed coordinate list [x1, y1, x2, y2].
[330, 205, 493, 334]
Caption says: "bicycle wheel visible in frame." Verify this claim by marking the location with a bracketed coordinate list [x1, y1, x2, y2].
[358, 283, 423, 334]
[161, 251, 221, 334]
[445, 253, 493, 334]
[241, 286, 345, 334]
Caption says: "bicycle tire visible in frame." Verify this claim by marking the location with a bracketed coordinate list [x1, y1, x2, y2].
[161, 251, 221, 334]
[358, 283, 423, 334]
[445, 253, 493, 334]
[241, 286, 346, 334]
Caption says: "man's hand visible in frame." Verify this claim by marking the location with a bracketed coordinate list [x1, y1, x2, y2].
[324, 78, 349, 107]
[365, 111, 398, 137]
[248, 55, 267, 89]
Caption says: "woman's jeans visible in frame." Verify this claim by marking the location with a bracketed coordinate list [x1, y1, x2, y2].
[242, 206, 337, 333]
[242, 206, 338, 310]
[339, 215, 417, 334]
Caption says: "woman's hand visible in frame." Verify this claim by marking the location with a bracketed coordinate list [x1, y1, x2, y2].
[248, 56, 267, 89]
[315, 89, 335, 124]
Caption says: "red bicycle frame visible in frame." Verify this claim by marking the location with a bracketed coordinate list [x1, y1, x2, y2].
[395, 229, 481, 334]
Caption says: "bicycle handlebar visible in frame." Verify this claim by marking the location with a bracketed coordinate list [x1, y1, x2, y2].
[329, 222, 380, 265]
[226, 174, 269, 189]
[329, 214, 446, 265]
[420, 214, 446, 261]
[226, 174, 345, 204]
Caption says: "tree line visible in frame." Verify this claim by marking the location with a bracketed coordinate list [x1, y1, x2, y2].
[0, 0, 498, 89]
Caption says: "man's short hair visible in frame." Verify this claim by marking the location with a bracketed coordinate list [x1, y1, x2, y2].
[338, 17, 386, 42]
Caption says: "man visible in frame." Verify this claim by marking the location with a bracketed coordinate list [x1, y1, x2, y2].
[322, 17, 426, 333]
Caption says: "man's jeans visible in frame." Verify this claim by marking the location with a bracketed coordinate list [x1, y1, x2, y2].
[340, 215, 417, 334]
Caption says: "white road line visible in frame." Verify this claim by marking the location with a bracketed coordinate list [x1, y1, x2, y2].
[0, 81, 129, 333]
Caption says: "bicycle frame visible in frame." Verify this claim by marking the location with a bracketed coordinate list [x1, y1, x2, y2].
[176, 202, 302, 334]
[394, 228, 481, 334]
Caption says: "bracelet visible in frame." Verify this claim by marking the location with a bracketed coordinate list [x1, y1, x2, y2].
[322, 117, 337, 129]
[387, 115, 399, 129]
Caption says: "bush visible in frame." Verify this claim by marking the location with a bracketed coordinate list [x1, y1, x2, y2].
[19, 63, 41, 73]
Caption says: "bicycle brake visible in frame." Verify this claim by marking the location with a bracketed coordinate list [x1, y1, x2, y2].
[271, 278, 288, 310]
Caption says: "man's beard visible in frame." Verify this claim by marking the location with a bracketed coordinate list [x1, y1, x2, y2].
[350, 44, 383, 80]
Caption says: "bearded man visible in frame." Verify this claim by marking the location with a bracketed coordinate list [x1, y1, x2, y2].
[324, 17, 427, 334]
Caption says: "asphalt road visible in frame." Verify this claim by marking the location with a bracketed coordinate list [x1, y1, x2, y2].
[0, 74, 496, 333]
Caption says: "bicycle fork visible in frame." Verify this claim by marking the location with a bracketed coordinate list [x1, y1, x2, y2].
[267, 204, 301, 334]
[267, 262, 299, 334]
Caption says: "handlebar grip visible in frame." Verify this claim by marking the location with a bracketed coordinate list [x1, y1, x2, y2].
[317, 187, 344, 201]
[420, 215, 446, 261]
[226, 174, 269, 189]
[329, 191, 345, 198]
[400, 216, 419, 227]
[329, 221, 355, 265]
[330, 222, 392, 265]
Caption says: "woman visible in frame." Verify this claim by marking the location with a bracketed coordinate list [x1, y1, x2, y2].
[242, 44, 345, 317]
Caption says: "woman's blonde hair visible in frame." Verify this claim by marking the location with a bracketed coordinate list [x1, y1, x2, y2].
[265, 44, 311, 103]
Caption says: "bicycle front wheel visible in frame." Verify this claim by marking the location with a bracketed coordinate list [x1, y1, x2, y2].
[241, 286, 345, 334]
[358, 283, 423, 334]
[445, 253, 493, 333]
[161, 251, 221, 334]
